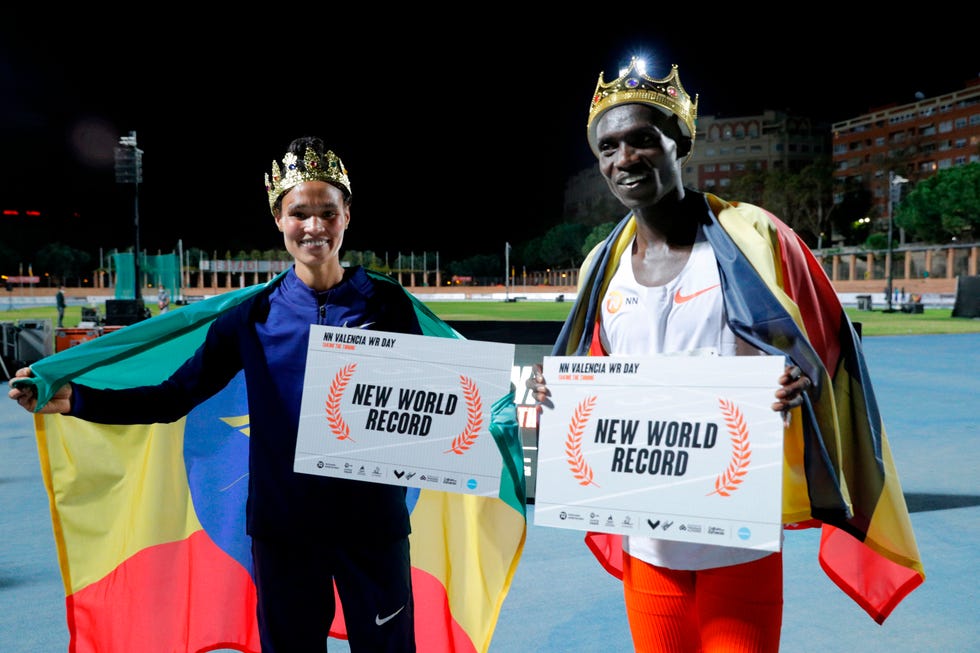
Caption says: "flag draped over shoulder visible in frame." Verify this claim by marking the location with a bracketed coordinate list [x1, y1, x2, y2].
[23, 271, 526, 653]
[556, 194, 924, 625]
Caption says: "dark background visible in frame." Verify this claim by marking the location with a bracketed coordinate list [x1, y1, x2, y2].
[1, 12, 976, 264]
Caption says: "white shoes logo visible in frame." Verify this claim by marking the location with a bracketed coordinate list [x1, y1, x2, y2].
[375, 605, 405, 626]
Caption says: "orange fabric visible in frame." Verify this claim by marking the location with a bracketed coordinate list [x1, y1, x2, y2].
[622, 552, 783, 653]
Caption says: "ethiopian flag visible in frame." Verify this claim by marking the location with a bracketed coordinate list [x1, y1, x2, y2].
[22, 272, 526, 653]
[556, 193, 924, 625]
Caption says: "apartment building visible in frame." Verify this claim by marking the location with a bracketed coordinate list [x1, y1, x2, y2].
[831, 77, 980, 225]
[686, 110, 830, 189]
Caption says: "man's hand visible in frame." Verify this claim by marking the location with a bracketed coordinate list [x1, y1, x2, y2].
[773, 365, 811, 413]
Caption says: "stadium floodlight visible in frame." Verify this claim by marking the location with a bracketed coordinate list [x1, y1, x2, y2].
[885, 171, 910, 313]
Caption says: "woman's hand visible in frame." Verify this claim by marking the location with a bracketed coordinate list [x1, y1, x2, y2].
[525, 363, 552, 410]
[7, 367, 71, 415]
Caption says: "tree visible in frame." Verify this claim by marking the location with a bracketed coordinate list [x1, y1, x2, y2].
[864, 232, 890, 251]
[726, 159, 834, 248]
[790, 157, 834, 246]
[446, 253, 503, 283]
[537, 223, 591, 269]
[35, 242, 92, 286]
[895, 162, 980, 243]
[830, 178, 873, 246]
[760, 168, 793, 231]
[186, 247, 207, 268]
[343, 250, 388, 273]
[729, 169, 767, 207]
[582, 222, 616, 258]
[516, 236, 547, 270]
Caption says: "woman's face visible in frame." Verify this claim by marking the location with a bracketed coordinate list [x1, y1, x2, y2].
[274, 181, 350, 273]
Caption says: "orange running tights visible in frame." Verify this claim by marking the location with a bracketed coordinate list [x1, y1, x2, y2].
[622, 550, 783, 653]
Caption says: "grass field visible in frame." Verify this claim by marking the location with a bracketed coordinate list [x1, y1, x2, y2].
[424, 302, 980, 337]
[3, 300, 979, 337]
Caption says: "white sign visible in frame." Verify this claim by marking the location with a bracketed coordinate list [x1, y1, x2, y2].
[294, 326, 515, 497]
[533, 355, 785, 551]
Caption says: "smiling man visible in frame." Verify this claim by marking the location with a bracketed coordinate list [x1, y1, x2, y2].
[529, 55, 924, 652]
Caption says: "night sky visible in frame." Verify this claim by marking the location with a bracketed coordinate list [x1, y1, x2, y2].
[2, 13, 976, 265]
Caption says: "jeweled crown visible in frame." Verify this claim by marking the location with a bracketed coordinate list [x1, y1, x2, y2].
[587, 57, 699, 157]
[264, 147, 351, 214]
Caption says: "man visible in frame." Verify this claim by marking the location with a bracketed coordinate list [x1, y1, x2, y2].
[55, 285, 66, 327]
[157, 284, 170, 313]
[529, 56, 923, 652]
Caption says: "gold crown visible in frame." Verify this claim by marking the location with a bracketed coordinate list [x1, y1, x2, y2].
[587, 57, 698, 158]
[264, 147, 351, 214]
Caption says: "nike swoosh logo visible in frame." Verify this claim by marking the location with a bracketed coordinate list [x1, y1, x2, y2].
[674, 284, 720, 304]
[375, 605, 405, 626]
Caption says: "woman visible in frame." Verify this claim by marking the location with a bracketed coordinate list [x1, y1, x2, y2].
[10, 136, 421, 653]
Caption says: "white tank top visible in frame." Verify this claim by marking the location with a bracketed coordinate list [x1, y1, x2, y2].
[600, 230, 775, 570]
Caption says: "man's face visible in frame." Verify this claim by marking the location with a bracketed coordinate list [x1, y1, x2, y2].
[593, 104, 683, 210]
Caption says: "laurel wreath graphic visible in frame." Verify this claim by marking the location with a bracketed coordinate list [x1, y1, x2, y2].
[445, 375, 483, 454]
[565, 395, 599, 487]
[325, 362, 357, 441]
[707, 398, 752, 496]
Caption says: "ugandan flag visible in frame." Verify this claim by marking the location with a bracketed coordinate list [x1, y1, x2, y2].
[556, 193, 924, 624]
[22, 271, 526, 653]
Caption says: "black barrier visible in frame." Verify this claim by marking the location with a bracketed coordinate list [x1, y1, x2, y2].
[105, 299, 150, 326]
[952, 275, 980, 318]
[446, 320, 564, 345]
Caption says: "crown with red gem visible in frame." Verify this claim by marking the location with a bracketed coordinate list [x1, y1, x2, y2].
[264, 147, 351, 214]
[587, 57, 698, 157]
